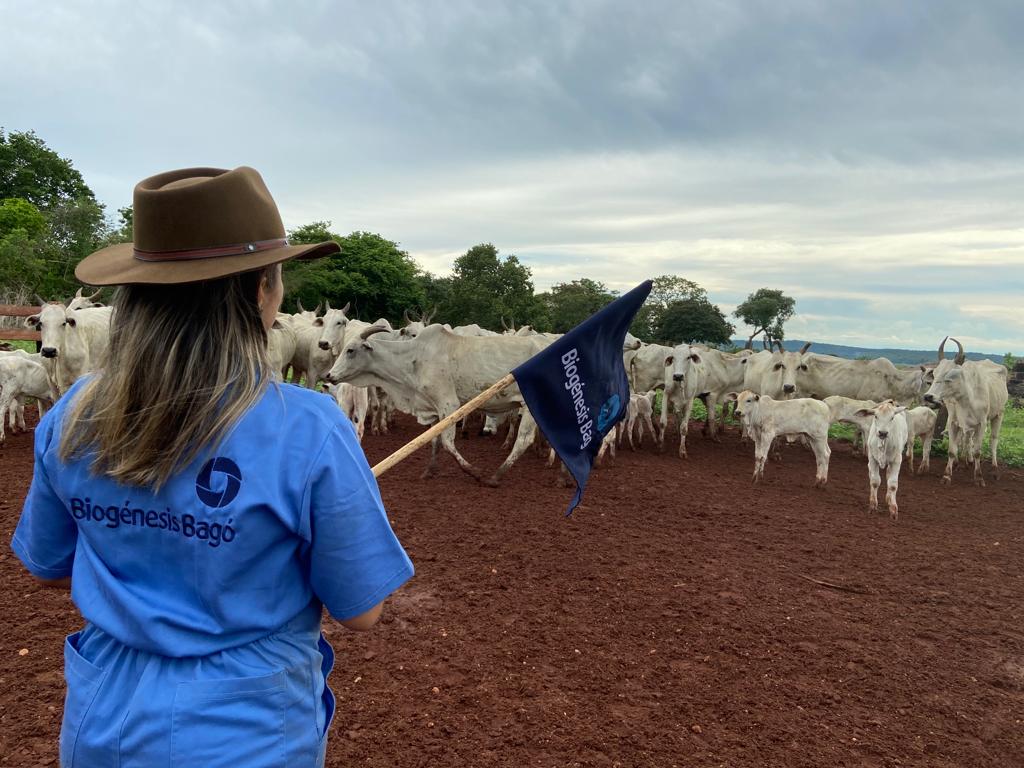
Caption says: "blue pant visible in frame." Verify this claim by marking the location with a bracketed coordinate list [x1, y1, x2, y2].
[59, 616, 335, 767]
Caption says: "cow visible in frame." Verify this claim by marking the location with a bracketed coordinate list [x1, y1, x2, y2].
[396, 307, 437, 340]
[322, 382, 370, 442]
[824, 395, 878, 455]
[855, 400, 909, 520]
[452, 323, 501, 337]
[727, 390, 831, 487]
[922, 337, 1008, 486]
[67, 287, 104, 311]
[267, 315, 297, 380]
[904, 405, 938, 475]
[664, 345, 751, 442]
[324, 324, 552, 485]
[628, 343, 674, 394]
[796, 354, 927, 404]
[742, 342, 812, 399]
[620, 391, 657, 450]
[0, 354, 54, 442]
[26, 301, 112, 395]
[661, 344, 704, 457]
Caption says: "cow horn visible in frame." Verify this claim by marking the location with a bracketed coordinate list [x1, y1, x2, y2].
[34, 293, 49, 308]
[324, 299, 332, 312]
[341, 301, 351, 314]
[501, 315, 508, 330]
[799, 341, 812, 355]
[937, 336, 948, 361]
[86, 288, 102, 301]
[402, 309, 411, 324]
[359, 324, 391, 340]
[951, 337, 965, 365]
[312, 302, 322, 315]
[74, 287, 84, 298]
[297, 298, 306, 313]
[425, 305, 438, 324]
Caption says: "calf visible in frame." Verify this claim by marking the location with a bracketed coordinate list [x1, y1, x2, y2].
[727, 390, 831, 486]
[856, 401, 909, 520]
[0, 354, 54, 442]
[904, 405, 938, 475]
[621, 391, 657, 450]
[322, 382, 370, 442]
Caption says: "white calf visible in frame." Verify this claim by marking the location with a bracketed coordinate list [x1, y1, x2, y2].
[856, 400, 909, 520]
[0, 355, 54, 443]
[727, 390, 831, 487]
[904, 406, 938, 475]
[323, 382, 370, 442]
[621, 391, 657, 450]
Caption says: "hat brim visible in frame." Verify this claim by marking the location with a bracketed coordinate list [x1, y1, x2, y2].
[75, 240, 340, 286]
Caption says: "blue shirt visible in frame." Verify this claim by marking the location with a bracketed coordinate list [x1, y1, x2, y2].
[12, 378, 414, 658]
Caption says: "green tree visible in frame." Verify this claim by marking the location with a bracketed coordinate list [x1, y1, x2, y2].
[631, 275, 707, 341]
[0, 228, 46, 293]
[438, 243, 545, 329]
[656, 298, 734, 346]
[283, 223, 425, 321]
[1006, 352, 1017, 371]
[34, 197, 109, 298]
[0, 129, 94, 208]
[0, 198, 46, 239]
[734, 288, 796, 349]
[539, 278, 617, 333]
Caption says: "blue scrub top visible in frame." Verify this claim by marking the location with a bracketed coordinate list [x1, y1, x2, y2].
[12, 378, 414, 658]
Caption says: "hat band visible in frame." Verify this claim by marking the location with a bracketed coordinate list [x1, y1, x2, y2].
[133, 237, 290, 262]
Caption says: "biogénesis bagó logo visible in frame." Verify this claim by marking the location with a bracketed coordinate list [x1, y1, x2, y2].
[66, 457, 243, 548]
[196, 457, 243, 508]
[561, 348, 621, 449]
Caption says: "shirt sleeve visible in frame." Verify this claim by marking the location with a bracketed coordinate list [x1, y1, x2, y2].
[302, 417, 414, 620]
[11, 410, 78, 580]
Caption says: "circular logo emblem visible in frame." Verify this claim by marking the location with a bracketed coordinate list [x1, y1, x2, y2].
[196, 457, 243, 508]
[596, 394, 621, 432]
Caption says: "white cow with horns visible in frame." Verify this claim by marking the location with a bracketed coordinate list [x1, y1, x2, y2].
[922, 337, 1008, 486]
[855, 400, 909, 520]
[324, 323, 553, 486]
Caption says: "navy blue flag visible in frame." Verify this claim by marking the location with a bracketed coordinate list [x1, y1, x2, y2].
[512, 280, 653, 514]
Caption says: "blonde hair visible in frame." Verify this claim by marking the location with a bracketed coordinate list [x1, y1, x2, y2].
[59, 266, 279, 490]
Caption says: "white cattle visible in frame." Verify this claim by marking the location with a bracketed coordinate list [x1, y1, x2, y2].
[27, 302, 112, 395]
[922, 337, 1008, 486]
[663, 345, 751, 444]
[286, 306, 320, 385]
[0, 354, 54, 442]
[727, 390, 831, 487]
[266, 315, 297, 379]
[628, 343, 674, 394]
[742, 343, 812, 399]
[824, 396, 878, 455]
[396, 307, 437, 340]
[452, 323, 501, 337]
[661, 344, 705, 458]
[322, 382, 370, 442]
[904, 405, 938, 475]
[67, 287, 104, 311]
[621, 391, 657, 450]
[797, 353, 927, 404]
[325, 324, 553, 485]
[855, 400, 909, 520]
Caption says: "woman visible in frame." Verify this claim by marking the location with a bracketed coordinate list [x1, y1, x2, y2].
[11, 166, 414, 767]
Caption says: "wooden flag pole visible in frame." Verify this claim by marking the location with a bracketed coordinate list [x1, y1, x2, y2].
[371, 373, 516, 478]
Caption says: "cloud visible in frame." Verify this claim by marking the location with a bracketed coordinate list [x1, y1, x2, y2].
[1, 0, 1021, 353]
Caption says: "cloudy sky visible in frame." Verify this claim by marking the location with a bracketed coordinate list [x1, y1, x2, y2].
[3, 0, 1022, 352]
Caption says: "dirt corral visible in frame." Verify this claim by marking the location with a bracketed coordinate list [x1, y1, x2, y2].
[2, 406, 1023, 767]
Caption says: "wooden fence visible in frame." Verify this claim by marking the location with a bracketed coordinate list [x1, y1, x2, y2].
[0, 305, 42, 342]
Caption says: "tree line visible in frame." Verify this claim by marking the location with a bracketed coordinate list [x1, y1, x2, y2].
[1, 129, 797, 347]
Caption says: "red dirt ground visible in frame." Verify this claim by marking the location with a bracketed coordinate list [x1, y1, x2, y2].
[2, 406, 1023, 767]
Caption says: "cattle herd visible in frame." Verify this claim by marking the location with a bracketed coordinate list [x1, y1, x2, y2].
[0, 291, 1011, 521]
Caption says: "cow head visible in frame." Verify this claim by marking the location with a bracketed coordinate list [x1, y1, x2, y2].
[855, 400, 907, 441]
[315, 300, 351, 351]
[664, 344, 702, 384]
[324, 324, 390, 384]
[67, 287, 103, 311]
[28, 301, 73, 359]
[726, 390, 760, 419]
[765, 341, 810, 397]
[922, 337, 965, 406]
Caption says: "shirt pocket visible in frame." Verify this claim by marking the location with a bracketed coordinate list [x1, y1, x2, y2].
[170, 670, 287, 768]
[60, 631, 107, 767]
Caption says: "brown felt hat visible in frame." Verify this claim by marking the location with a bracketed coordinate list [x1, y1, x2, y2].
[75, 166, 339, 285]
